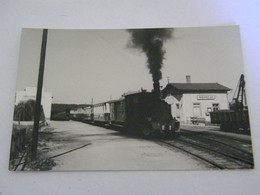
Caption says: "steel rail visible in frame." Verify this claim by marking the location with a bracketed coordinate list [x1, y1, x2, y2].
[176, 137, 253, 167]
[181, 129, 251, 144]
[13, 150, 28, 171]
[157, 140, 224, 169]
[182, 132, 253, 156]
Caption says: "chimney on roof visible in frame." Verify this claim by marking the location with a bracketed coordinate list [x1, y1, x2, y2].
[186, 75, 191, 83]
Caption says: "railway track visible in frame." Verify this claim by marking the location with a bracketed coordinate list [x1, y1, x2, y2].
[11, 149, 29, 171]
[73, 120, 254, 169]
[179, 136, 253, 165]
[157, 137, 254, 169]
[181, 131, 253, 155]
[181, 129, 252, 143]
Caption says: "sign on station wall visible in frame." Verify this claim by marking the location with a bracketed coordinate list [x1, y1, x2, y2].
[197, 95, 216, 100]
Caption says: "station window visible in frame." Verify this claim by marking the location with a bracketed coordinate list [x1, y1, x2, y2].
[193, 103, 201, 117]
[176, 103, 180, 118]
[212, 103, 219, 111]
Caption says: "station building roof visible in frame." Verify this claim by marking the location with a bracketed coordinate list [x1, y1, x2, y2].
[162, 83, 230, 95]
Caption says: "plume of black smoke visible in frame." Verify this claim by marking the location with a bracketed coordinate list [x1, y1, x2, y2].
[127, 28, 173, 95]
[127, 29, 172, 82]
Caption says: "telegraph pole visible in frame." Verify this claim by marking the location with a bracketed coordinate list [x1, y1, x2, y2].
[31, 29, 48, 160]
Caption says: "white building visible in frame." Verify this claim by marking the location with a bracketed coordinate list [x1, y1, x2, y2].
[15, 87, 53, 120]
[162, 76, 230, 124]
[70, 106, 91, 115]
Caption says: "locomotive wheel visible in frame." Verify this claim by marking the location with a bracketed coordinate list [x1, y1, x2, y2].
[220, 123, 229, 131]
[169, 131, 180, 139]
[140, 125, 151, 138]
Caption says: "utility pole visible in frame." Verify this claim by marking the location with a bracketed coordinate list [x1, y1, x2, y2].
[31, 29, 48, 160]
[91, 98, 94, 121]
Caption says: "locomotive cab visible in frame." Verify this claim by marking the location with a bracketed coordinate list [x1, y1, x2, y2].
[124, 91, 180, 137]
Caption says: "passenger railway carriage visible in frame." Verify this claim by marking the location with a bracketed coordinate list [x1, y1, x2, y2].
[93, 102, 110, 122]
[72, 90, 180, 137]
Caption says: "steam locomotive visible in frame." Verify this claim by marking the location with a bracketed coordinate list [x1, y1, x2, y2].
[71, 90, 180, 137]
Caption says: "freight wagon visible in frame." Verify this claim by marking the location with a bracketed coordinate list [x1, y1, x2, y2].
[210, 109, 250, 131]
[210, 74, 250, 133]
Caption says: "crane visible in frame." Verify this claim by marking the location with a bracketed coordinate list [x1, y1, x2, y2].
[230, 74, 247, 111]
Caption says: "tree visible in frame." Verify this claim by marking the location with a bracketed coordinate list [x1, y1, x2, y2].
[14, 100, 45, 123]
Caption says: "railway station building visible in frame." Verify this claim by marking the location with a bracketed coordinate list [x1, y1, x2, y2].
[161, 76, 230, 125]
[15, 87, 53, 120]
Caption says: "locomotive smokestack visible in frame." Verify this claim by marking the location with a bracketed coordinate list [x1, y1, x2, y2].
[127, 28, 173, 98]
[153, 81, 160, 97]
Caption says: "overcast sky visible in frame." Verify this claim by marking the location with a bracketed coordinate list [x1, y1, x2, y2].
[16, 26, 245, 104]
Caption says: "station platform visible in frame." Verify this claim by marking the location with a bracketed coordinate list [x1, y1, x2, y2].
[180, 124, 252, 142]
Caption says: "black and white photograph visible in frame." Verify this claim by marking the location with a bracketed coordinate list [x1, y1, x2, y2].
[9, 26, 254, 171]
